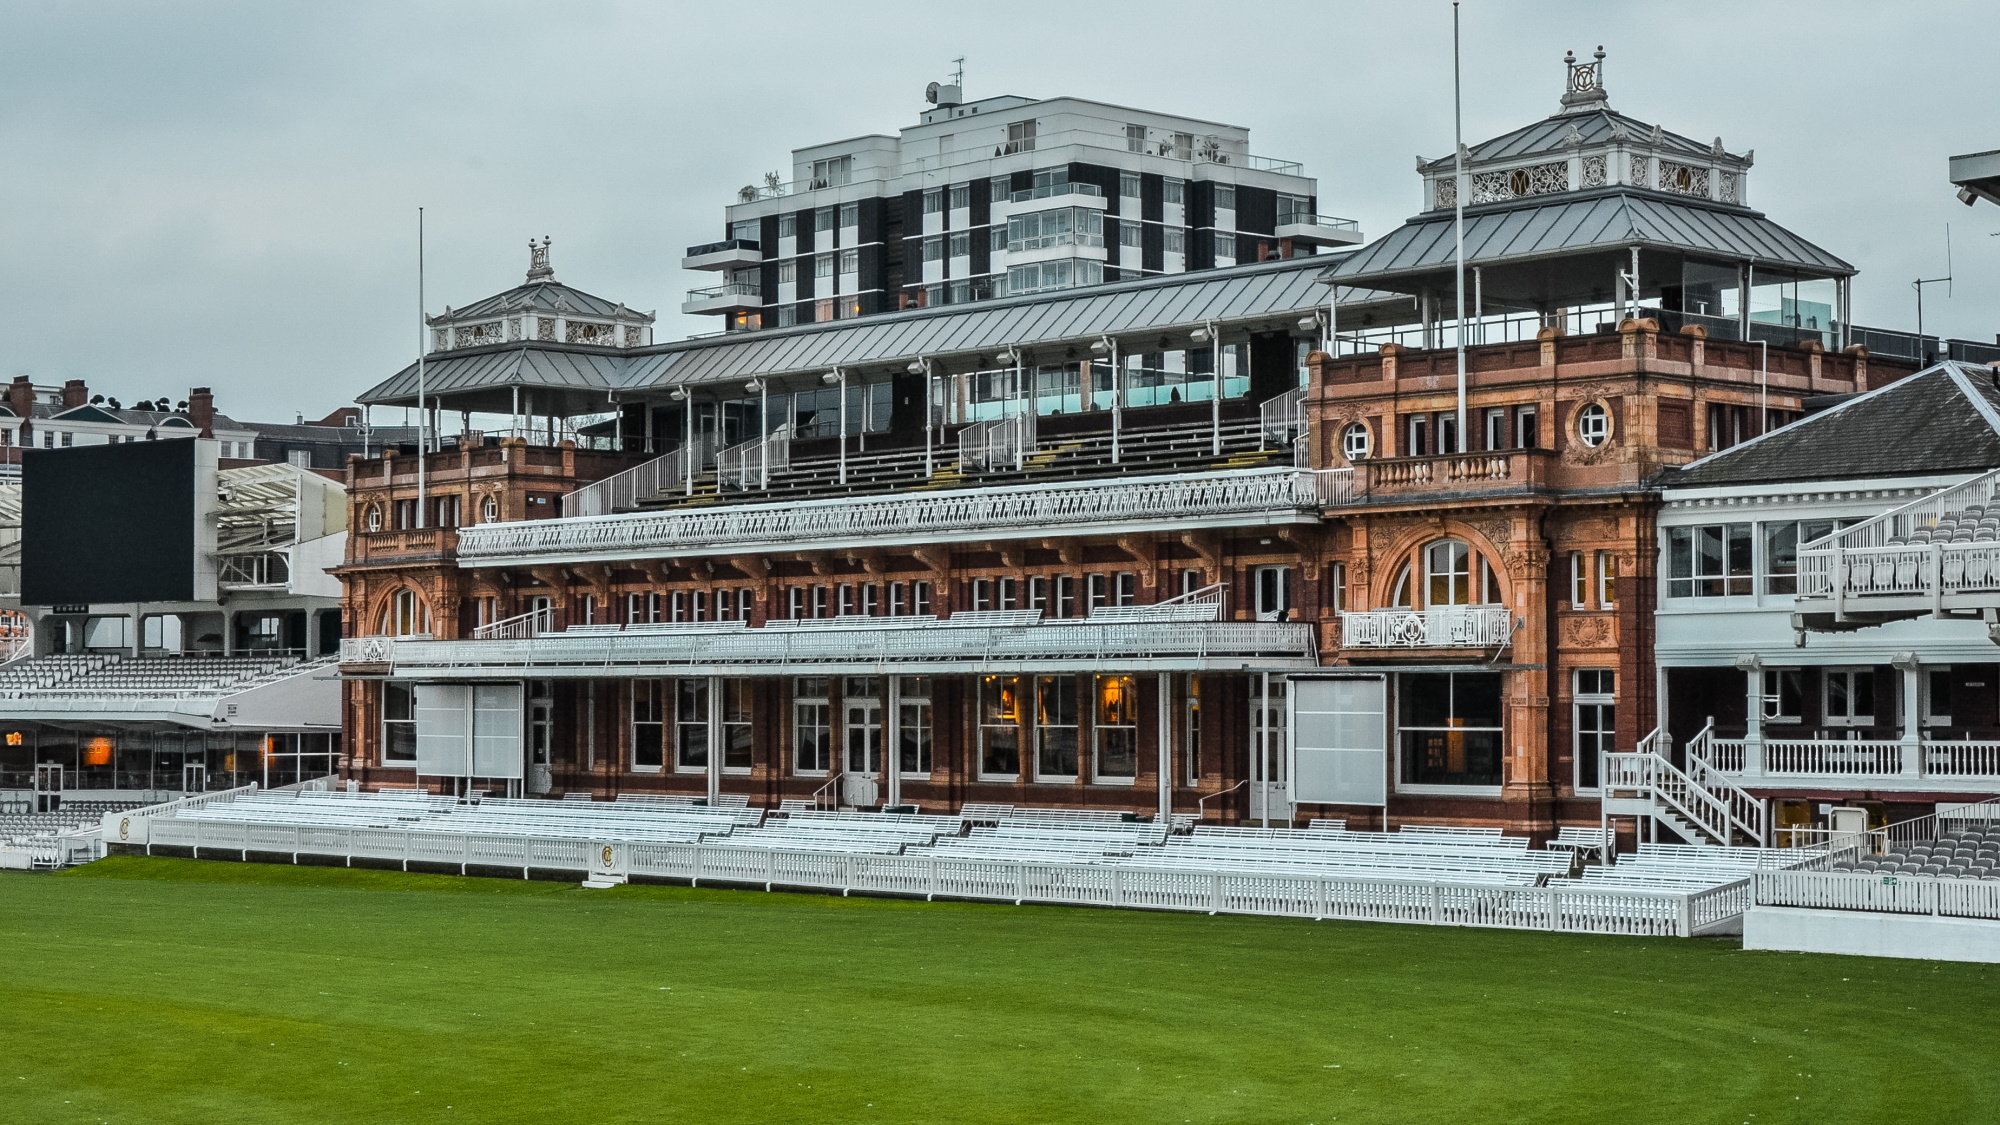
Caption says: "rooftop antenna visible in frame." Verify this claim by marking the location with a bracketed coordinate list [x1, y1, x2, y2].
[1451, 3, 1467, 452]
[950, 56, 965, 90]
[1913, 223, 1952, 360]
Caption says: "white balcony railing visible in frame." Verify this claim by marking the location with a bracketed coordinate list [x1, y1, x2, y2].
[357, 619, 1316, 674]
[717, 425, 792, 492]
[1259, 387, 1306, 448]
[1337, 606, 1513, 648]
[460, 467, 1332, 567]
[1697, 736, 2000, 781]
[471, 608, 553, 641]
[1798, 466, 2000, 607]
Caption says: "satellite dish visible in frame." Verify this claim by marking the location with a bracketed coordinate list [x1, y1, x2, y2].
[925, 81, 941, 105]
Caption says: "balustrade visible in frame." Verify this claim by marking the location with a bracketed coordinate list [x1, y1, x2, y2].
[465, 467, 1331, 564]
[1336, 606, 1512, 648]
[1357, 449, 1551, 498]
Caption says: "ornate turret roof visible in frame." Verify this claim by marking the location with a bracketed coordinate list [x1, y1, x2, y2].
[423, 239, 656, 353]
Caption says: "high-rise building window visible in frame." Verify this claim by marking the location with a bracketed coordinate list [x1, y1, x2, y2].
[1214, 233, 1236, 259]
[948, 184, 970, 210]
[1214, 185, 1236, 211]
[1120, 172, 1140, 198]
[838, 202, 858, 228]
[778, 213, 796, 239]
[989, 226, 1006, 251]
[989, 176, 1009, 203]
[815, 254, 835, 278]
[1119, 223, 1144, 248]
[777, 260, 796, 284]
[810, 155, 852, 187]
[922, 237, 944, 262]
[814, 206, 835, 232]
[948, 232, 970, 258]
[1125, 124, 1146, 152]
[1163, 178, 1185, 204]
[1163, 229, 1185, 254]
[923, 189, 944, 214]
[1005, 120, 1037, 154]
[839, 249, 858, 274]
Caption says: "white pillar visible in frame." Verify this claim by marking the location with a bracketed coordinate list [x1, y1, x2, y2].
[706, 675, 722, 802]
[1156, 671, 1172, 822]
[1898, 659, 1924, 778]
[886, 674, 902, 808]
[1742, 668, 1764, 777]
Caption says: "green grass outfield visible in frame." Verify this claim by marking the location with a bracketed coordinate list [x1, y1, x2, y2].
[2, 857, 1997, 1125]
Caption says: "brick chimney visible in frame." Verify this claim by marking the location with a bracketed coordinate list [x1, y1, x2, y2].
[61, 379, 87, 409]
[187, 387, 215, 438]
[8, 377, 33, 438]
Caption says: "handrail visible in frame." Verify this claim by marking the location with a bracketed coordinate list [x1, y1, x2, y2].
[1605, 742, 1764, 846]
[717, 425, 793, 492]
[1797, 466, 2000, 599]
[1196, 779, 1249, 820]
[472, 607, 554, 641]
[562, 437, 715, 518]
[1259, 386, 1307, 449]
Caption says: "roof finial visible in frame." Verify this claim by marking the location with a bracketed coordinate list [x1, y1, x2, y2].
[526, 235, 555, 284]
[1560, 44, 1611, 114]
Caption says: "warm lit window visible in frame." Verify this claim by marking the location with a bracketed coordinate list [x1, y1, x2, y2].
[1094, 675, 1137, 782]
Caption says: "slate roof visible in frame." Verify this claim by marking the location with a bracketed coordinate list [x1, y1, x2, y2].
[1417, 108, 1727, 174]
[1325, 190, 1853, 287]
[1663, 362, 2000, 488]
[359, 256, 1400, 409]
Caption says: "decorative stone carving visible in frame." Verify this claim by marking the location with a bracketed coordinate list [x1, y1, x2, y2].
[536, 318, 557, 342]
[1562, 614, 1616, 648]
[1718, 171, 1741, 204]
[1581, 154, 1606, 188]
[1628, 154, 1649, 188]
[1472, 161, 1569, 204]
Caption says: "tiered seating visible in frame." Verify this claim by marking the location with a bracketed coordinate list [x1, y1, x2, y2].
[1892, 502, 2000, 546]
[914, 822, 1169, 864]
[1830, 825, 2000, 880]
[0, 654, 315, 698]
[1561, 843, 1812, 892]
[177, 790, 750, 845]
[1141, 827, 1573, 886]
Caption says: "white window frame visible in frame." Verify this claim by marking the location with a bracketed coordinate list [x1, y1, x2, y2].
[1763, 668, 1804, 725]
[897, 676, 933, 780]
[1341, 422, 1371, 461]
[380, 681, 417, 768]
[1822, 667, 1876, 728]
[792, 677, 831, 776]
[1572, 668, 1616, 793]
[978, 674, 1024, 781]
[1575, 402, 1610, 447]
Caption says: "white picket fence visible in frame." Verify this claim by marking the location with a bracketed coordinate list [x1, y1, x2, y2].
[138, 817, 1748, 938]
[1756, 869, 2000, 922]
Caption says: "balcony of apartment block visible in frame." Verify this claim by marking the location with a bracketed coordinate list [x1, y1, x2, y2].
[682, 279, 764, 317]
[1678, 721, 2000, 794]
[1795, 466, 2000, 629]
[1274, 213, 1363, 248]
[681, 238, 763, 271]
[339, 598, 1318, 679]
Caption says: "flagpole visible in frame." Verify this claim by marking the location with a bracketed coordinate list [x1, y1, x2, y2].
[1452, 2, 1468, 454]
[416, 207, 427, 529]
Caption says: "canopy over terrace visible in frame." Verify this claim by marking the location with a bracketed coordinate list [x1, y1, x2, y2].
[354, 255, 1406, 421]
[1323, 49, 1856, 350]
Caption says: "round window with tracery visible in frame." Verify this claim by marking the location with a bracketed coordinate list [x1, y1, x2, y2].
[1341, 422, 1371, 461]
[1576, 402, 1611, 447]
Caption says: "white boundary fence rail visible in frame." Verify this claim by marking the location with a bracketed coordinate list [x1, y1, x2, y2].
[138, 817, 1748, 938]
[1755, 870, 2000, 922]
[101, 784, 258, 845]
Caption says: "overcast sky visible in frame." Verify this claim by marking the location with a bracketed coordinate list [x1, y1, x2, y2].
[2, 0, 1995, 421]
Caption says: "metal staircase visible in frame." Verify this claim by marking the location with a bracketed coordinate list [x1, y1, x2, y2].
[1604, 725, 1768, 847]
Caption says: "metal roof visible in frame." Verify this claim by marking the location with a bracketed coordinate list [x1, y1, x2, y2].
[1417, 108, 1724, 173]
[359, 257, 1401, 409]
[1325, 189, 1854, 289]
[439, 280, 651, 323]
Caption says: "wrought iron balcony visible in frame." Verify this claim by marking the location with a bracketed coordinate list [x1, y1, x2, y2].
[340, 617, 1316, 676]
[458, 467, 1340, 568]
[1337, 606, 1513, 648]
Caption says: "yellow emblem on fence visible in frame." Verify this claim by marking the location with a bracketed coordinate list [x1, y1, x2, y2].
[601, 845, 614, 868]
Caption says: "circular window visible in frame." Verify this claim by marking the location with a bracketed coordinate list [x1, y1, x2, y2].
[1340, 422, 1371, 461]
[481, 496, 499, 523]
[364, 504, 383, 532]
[1576, 402, 1611, 447]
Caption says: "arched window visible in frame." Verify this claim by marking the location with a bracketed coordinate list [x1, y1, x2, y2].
[1340, 422, 1371, 461]
[364, 504, 383, 532]
[480, 495, 499, 523]
[1388, 539, 1505, 610]
[1576, 402, 1610, 447]
[381, 589, 430, 637]
[1426, 540, 1473, 606]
